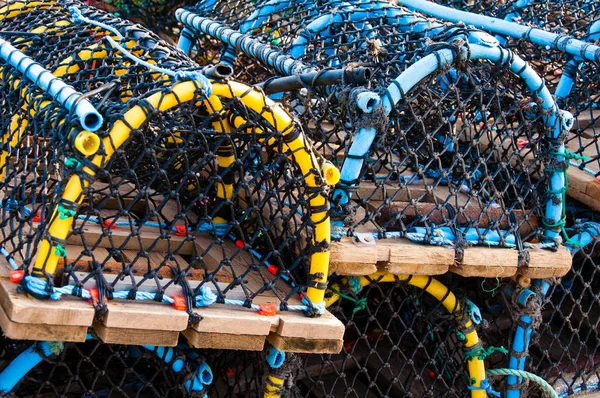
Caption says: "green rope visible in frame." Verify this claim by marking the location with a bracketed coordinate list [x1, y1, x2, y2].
[486, 368, 558, 398]
[56, 204, 76, 220]
[328, 286, 367, 313]
[543, 151, 585, 247]
[64, 158, 81, 168]
[464, 346, 508, 361]
[557, 150, 589, 162]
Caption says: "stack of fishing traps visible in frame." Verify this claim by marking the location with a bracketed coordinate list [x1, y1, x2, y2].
[0, 0, 596, 397]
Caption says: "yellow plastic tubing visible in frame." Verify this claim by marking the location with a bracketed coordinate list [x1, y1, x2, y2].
[326, 272, 487, 398]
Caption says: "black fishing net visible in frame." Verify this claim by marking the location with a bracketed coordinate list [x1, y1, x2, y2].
[0, 0, 332, 320]
[0, 336, 212, 397]
[180, 0, 564, 255]
[526, 199, 600, 397]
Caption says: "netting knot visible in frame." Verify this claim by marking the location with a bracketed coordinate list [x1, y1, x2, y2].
[194, 285, 218, 307]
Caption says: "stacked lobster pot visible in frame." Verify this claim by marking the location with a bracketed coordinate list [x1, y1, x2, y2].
[173, 0, 577, 396]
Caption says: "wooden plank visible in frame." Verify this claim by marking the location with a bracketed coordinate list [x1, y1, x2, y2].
[65, 223, 194, 255]
[451, 247, 518, 278]
[100, 300, 189, 331]
[267, 333, 343, 354]
[330, 237, 451, 276]
[194, 234, 277, 296]
[574, 109, 600, 131]
[189, 305, 273, 336]
[0, 303, 88, 342]
[0, 256, 95, 327]
[120, 250, 209, 281]
[58, 246, 117, 271]
[183, 329, 266, 351]
[94, 322, 180, 346]
[376, 239, 452, 276]
[356, 181, 432, 202]
[329, 239, 378, 276]
[275, 309, 344, 340]
[373, 201, 538, 236]
[565, 167, 600, 213]
[0, 278, 95, 327]
[521, 245, 572, 278]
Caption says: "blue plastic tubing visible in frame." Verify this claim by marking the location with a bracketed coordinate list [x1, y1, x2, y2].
[0, 341, 212, 395]
[142, 346, 213, 392]
[0, 342, 53, 394]
[175, 9, 312, 76]
[0, 37, 103, 132]
[397, 0, 600, 63]
[505, 280, 551, 398]
[288, 5, 445, 59]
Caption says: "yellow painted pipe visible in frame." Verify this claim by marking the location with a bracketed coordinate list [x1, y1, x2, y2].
[264, 375, 285, 398]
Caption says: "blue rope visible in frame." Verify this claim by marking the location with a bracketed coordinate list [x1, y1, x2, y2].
[467, 378, 501, 397]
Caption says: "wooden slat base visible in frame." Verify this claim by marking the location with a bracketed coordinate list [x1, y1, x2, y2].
[330, 237, 572, 279]
[0, 250, 344, 352]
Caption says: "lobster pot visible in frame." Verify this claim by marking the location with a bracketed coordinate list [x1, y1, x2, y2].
[0, 1, 332, 318]
[182, 0, 560, 248]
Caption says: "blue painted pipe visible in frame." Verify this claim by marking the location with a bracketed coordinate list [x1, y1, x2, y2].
[175, 9, 313, 76]
[0, 38, 103, 132]
[566, 223, 600, 255]
[0, 341, 58, 394]
[398, 0, 600, 63]
[185, 361, 213, 392]
[142, 345, 211, 393]
[554, 59, 579, 103]
[288, 5, 447, 60]
[505, 280, 551, 397]
[333, 126, 377, 205]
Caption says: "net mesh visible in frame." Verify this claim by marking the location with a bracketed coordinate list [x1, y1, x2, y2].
[0, 0, 331, 318]
[0, 337, 212, 397]
[180, 0, 562, 252]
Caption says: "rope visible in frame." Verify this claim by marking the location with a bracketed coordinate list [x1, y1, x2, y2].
[327, 286, 367, 312]
[486, 368, 559, 398]
[464, 346, 508, 361]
